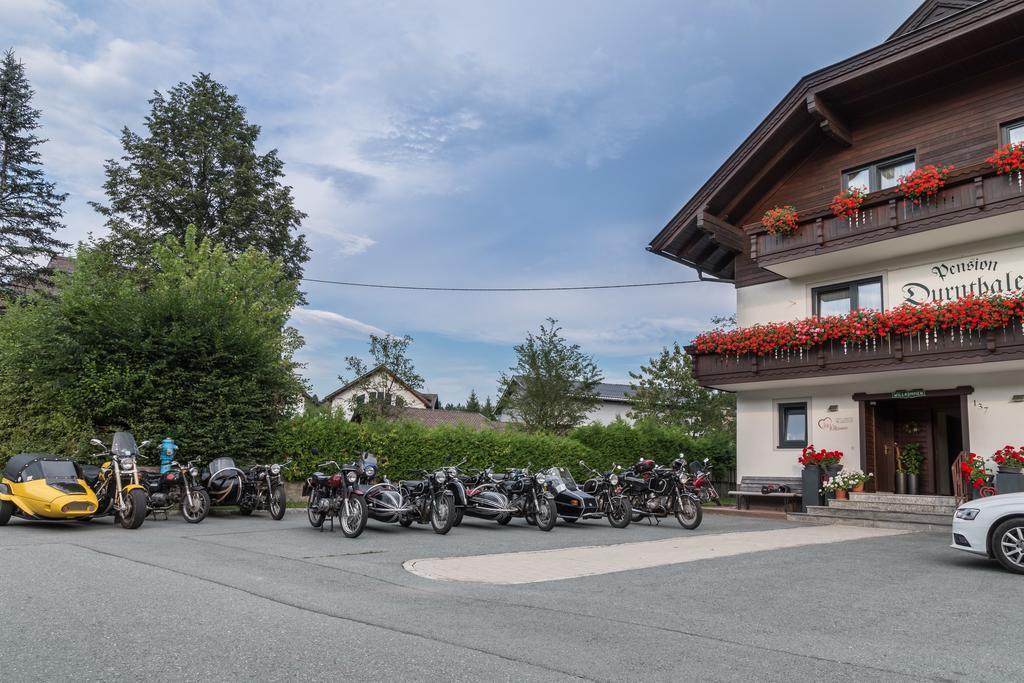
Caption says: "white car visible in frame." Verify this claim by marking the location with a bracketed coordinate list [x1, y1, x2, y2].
[951, 492, 1024, 574]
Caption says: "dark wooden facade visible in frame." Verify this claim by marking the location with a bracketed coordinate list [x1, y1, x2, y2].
[648, 0, 1024, 288]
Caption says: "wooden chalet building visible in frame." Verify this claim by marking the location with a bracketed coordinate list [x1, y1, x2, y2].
[649, 0, 1024, 497]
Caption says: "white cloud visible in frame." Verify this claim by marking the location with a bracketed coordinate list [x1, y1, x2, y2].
[290, 308, 387, 340]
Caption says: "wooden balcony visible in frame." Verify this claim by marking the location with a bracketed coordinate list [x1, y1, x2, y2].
[689, 324, 1024, 387]
[746, 163, 1024, 270]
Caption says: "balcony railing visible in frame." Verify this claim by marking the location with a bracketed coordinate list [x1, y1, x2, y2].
[746, 164, 1024, 268]
[689, 324, 1024, 386]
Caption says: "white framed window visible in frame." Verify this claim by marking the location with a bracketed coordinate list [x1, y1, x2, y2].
[843, 153, 916, 193]
[812, 276, 883, 316]
[778, 402, 808, 449]
[1002, 119, 1024, 145]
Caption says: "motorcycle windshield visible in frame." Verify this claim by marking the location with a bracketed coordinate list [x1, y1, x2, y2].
[546, 467, 578, 491]
[111, 431, 139, 457]
[41, 460, 80, 481]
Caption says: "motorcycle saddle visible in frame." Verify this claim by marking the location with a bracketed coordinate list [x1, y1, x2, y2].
[79, 464, 101, 487]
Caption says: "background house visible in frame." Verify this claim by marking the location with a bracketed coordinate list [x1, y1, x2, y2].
[322, 364, 440, 420]
[496, 379, 634, 427]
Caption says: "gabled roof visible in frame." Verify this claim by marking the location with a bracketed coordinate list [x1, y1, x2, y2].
[889, 0, 981, 39]
[322, 364, 437, 408]
[647, 0, 1024, 283]
[393, 407, 504, 430]
[496, 377, 633, 411]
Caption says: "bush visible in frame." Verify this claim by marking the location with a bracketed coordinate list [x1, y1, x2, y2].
[272, 414, 735, 482]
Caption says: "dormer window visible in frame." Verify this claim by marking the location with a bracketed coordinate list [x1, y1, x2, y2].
[843, 154, 916, 193]
[1002, 119, 1024, 145]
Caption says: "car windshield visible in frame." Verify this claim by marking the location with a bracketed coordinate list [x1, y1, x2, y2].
[111, 431, 138, 457]
[21, 460, 79, 482]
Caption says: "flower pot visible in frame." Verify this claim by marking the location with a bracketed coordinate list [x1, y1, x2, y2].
[997, 468, 1024, 495]
[835, 489, 848, 500]
[802, 465, 823, 512]
[895, 473, 907, 495]
[851, 483, 865, 493]
[825, 464, 844, 479]
[907, 474, 919, 496]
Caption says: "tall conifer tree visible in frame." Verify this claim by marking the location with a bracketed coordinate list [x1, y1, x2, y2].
[0, 49, 67, 297]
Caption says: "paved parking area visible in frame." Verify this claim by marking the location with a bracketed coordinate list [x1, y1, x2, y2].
[0, 509, 1018, 682]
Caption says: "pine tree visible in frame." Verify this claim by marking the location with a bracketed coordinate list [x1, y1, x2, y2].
[464, 389, 481, 413]
[0, 49, 67, 297]
[481, 396, 496, 421]
[91, 73, 309, 281]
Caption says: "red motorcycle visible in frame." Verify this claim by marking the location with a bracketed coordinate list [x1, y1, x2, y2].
[675, 456, 721, 506]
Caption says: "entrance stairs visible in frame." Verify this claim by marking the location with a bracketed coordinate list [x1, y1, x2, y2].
[787, 492, 957, 532]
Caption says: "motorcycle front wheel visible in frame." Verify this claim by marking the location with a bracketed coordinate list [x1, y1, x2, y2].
[120, 489, 148, 529]
[269, 486, 286, 521]
[181, 489, 211, 524]
[430, 494, 454, 535]
[674, 492, 703, 530]
[534, 496, 556, 532]
[339, 497, 368, 538]
[606, 494, 631, 528]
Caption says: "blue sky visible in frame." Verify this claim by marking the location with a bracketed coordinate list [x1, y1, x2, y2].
[2, 0, 919, 404]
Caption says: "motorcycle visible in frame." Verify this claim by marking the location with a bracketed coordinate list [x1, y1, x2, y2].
[303, 450, 368, 538]
[578, 460, 632, 528]
[619, 458, 703, 530]
[495, 467, 557, 531]
[354, 452, 417, 528]
[397, 465, 457, 534]
[678, 455, 721, 506]
[455, 466, 516, 526]
[81, 432, 150, 529]
[542, 466, 601, 524]
[202, 456, 290, 520]
[142, 458, 211, 523]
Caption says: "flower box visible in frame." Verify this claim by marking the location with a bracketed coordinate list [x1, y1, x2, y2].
[761, 205, 799, 236]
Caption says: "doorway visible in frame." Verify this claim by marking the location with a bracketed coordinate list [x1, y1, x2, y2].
[857, 389, 970, 495]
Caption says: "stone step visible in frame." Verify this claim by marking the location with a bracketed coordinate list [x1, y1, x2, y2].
[787, 512, 951, 533]
[848, 492, 956, 507]
[803, 505, 952, 526]
[828, 499, 956, 515]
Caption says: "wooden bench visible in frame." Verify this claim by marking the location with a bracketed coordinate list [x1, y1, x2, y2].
[728, 476, 803, 513]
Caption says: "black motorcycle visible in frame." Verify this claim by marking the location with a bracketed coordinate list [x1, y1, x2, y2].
[619, 458, 703, 529]
[542, 466, 601, 524]
[355, 452, 417, 527]
[455, 466, 516, 526]
[495, 467, 557, 531]
[142, 459, 210, 523]
[203, 456, 290, 520]
[397, 465, 457, 534]
[303, 449, 368, 538]
[577, 460, 631, 528]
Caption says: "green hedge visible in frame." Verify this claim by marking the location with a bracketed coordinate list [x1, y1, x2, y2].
[271, 415, 735, 482]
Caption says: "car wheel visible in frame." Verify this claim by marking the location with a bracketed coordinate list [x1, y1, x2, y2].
[992, 518, 1024, 575]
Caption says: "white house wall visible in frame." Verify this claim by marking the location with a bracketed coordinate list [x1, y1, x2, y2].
[329, 370, 428, 419]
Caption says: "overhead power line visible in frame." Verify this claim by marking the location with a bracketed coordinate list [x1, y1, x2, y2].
[301, 277, 705, 292]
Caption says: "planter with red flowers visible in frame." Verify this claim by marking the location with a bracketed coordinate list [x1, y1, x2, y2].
[830, 187, 867, 223]
[993, 445, 1024, 494]
[799, 445, 844, 510]
[897, 164, 955, 205]
[960, 453, 993, 499]
[987, 142, 1024, 193]
[761, 205, 799, 236]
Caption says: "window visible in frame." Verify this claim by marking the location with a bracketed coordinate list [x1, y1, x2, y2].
[813, 277, 883, 316]
[843, 154, 915, 192]
[778, 402, 808, 449]
[1002, 119, 1024, 145]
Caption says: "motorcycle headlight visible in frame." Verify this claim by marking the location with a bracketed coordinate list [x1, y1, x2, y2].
[678, 472, 688, 483]
[534, 472, 545, 484]
[955, 508, 980, 520]
[346, 472, 357, 483]
[365, 466, 376, 477]
[270, 464, 281, 475]
[120, 458, 135, 471]
[190, 467, 199, 477]
[609, 473, 618, 486]
[434, 470, 446, 483]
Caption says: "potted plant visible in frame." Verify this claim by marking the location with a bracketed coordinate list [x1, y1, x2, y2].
[897, 164, 954, 205]
[960, 453, 991, 500]
[894, 445, 907, 494]
[761, 205, 799, 236]
[987, 142, 1024, 192]
[843, 469, 873, 493]
[830, 187, 867, 221]
[900, 443, 924, 495]
[821, 476, 848, 501]
[992, 445, 1024, 495]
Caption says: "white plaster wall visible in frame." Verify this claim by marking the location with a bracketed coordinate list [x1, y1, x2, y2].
[328, 370, 427, 419]
[584, 402, 634, 425]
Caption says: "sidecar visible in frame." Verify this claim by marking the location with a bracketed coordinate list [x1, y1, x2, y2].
[0, 454, 99, 524]
[544, 467, 600, 522]
[202, 457, 247, 506]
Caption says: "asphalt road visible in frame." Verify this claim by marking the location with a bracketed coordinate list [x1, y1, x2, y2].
[0, 508, 1017, 682]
